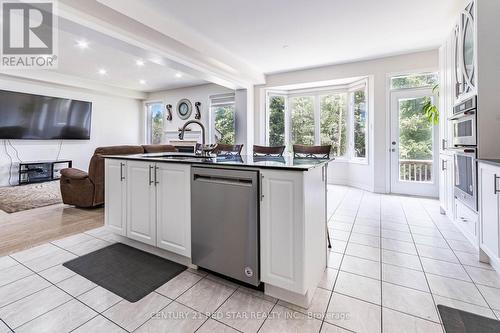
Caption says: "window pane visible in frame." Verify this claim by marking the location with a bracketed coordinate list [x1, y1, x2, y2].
[320, 94, 347, 156]
[149, 103, 164, 144]
[268, 95, 285, 146]
[391, 73, 438, 90]
[214, 104, 235, 144]
[290, 96, 314, 145]
[353, 90, 367, 158]
[398, 96, 433, 182]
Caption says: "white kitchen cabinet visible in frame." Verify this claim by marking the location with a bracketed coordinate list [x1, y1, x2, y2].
[104, 159, 127, 236]
[455, 199, 479, 247]
[479, 162, 500, 270]
[126, 160, 157, 246]
[439, 154, 454, 215]
[260, 166, 326, 306]
[156, 163, 191, 257]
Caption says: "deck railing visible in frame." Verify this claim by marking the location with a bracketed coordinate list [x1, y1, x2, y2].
[399, 159, 433, 182]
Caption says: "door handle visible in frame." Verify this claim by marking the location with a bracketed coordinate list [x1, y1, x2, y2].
[149, 165, 154, 186]
[120, 162, 125, 181]
[495, 174, 500, 194]
[155, 166, 159, 186]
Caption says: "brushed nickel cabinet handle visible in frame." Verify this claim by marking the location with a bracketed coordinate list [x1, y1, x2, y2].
[120, 162, 125, 181]
[260, 174, 264, 201]
[155, 166, 159, 186]
[149, 165, 154, 186]
[495, 174, 499, 194]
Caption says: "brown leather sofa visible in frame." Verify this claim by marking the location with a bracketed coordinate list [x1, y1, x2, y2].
[60, 144, 176, 208]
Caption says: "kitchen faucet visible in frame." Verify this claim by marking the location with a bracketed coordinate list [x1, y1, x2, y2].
[178, 120, 211, 156]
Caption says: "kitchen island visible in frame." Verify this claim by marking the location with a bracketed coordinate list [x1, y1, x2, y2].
[104, 152, 332, 307]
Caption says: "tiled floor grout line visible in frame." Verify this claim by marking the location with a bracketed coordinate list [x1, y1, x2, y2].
[379, 194, 384, 333]
[319, 189, 365, 333]
[418, 198, 500, 320]
[0, 318, 14, 333]
[398, 196, 444, 331]
[8, 250, 130, 333]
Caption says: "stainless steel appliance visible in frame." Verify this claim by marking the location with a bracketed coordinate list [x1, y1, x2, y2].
[450, 96, 477, 146]
[452, 147, 477, 211]
[450, 95, 478, 211]
[191, 166, 260, 286]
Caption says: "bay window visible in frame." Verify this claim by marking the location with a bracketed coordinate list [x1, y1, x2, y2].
[266, 79, 368, 161]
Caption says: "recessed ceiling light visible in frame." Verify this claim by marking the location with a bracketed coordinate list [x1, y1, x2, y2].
[139, 79, 146, 85]
[76, 40, 89, 49]
[98, 68, 107, 75]
[175, 73, 183, 78]
[136, 59, 145, 67]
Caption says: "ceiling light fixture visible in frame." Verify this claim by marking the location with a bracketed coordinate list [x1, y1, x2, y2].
[136, 59, 145, 67]
[98, 68, 107, 75]
[76, 40, 89, 49]
[175, 73, 183, 78]
[139, 79, 146, 85]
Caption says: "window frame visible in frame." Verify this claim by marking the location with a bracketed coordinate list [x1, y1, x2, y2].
[144, 100, 164, 145]
[265, 79, 369, 163]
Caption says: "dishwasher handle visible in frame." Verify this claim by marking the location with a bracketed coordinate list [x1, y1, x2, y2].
[193, 174, 253, 187]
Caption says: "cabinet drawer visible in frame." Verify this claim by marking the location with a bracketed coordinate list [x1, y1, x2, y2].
[455, 200, 478, 242]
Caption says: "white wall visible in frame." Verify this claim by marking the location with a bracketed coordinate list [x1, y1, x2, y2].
[146, 83, 233, 143]
[255, 50, 439, 192]
[0, 76, 142, 187]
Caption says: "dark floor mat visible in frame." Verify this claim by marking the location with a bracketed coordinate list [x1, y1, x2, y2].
[438, 304, 500, 333]
[63, 243, 186, 302]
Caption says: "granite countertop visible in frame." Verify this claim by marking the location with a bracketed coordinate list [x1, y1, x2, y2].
[105, 153, 334, 171]
[478, 159, 500, 167]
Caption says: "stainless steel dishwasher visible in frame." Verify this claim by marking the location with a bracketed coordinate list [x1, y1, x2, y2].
[191, 166, 260, 286]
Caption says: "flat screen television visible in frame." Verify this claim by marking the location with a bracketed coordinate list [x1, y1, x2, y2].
[0, 90, 92, 140]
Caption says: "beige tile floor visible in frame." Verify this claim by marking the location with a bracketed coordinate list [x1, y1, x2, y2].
[1, 185, 500, 332]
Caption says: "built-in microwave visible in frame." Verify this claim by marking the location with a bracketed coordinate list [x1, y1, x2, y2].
[450, 96, 476, 146]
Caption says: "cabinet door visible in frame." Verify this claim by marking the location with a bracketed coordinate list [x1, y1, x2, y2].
[479, 164, 500, 258]
[126, 160, 156, 245]
[105, 159, 126, 235]
[260, 169, 304, 293]
[156, 163, 191, 257]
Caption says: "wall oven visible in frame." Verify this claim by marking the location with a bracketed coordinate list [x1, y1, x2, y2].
[450, 96, 478, 211]
[450, 96, 476, 146]
[453, 147, 477, 211]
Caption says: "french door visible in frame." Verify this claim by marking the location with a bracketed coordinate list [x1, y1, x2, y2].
[390, 88, 439, 197]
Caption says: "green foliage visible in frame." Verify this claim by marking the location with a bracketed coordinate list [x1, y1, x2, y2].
[422, 84, 440, 125]
[214, 105, 235, 144]
[151, 104, 164, 144]
[290, 96, 315, 145]
[391, 73, 438, 90]
[353, 90, 366, 158]
[268, 96, 285, 146]
[320, 94, 347, 156]
[399, 97, 433, 160]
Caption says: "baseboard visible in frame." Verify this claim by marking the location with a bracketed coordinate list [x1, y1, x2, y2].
[329, 177, 373, 192]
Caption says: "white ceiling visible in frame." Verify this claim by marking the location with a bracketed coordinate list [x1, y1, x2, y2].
[140, 0, 462, 73]
[55, 19, 207, 92]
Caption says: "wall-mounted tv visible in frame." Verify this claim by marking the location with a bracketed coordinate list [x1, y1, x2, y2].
[0, 90, 92, 140]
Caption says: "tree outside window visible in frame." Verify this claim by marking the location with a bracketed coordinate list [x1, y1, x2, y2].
[148, 103, 164, 144]
[213, 105, 235, 144]
[320, 94, 347, 157]
[268, 95, 285, 146]
[290, 96, 314, 145]
[353, 90, 367, 158]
